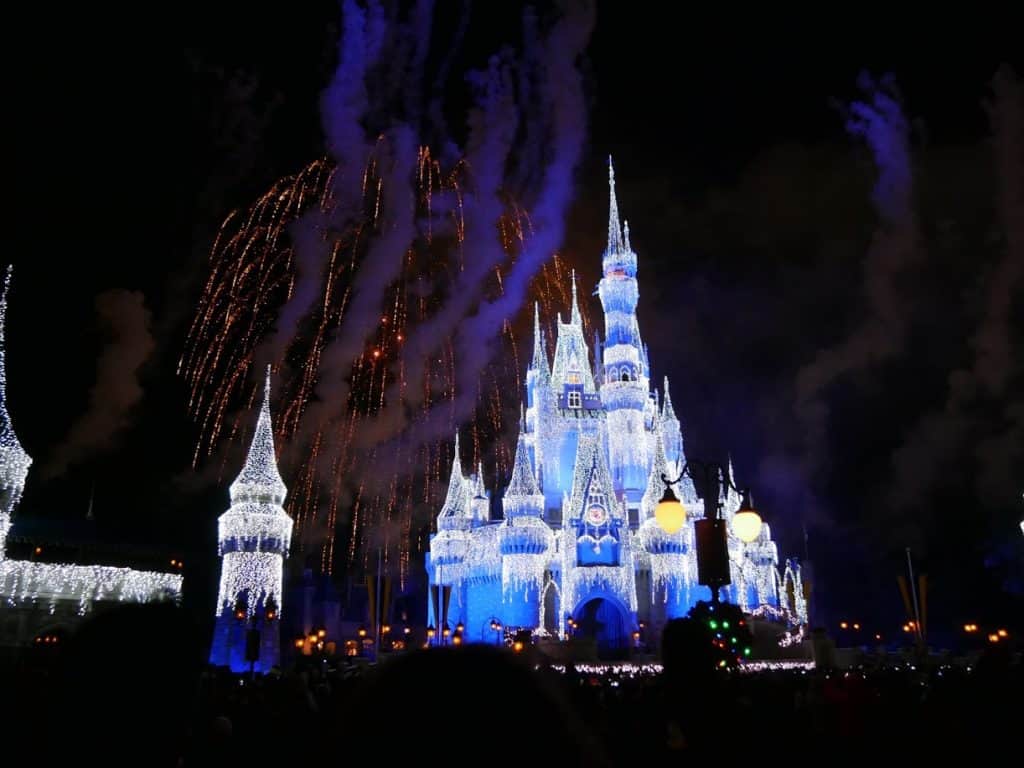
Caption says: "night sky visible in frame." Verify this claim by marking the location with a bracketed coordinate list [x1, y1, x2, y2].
[6, 2, 1022, 641]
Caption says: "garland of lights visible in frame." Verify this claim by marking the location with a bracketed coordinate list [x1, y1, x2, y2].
[1, 560, 182, 613]
[214, 551, 283, 617]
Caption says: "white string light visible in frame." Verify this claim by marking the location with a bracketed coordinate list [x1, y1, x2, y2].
[213, 368, 292, 619]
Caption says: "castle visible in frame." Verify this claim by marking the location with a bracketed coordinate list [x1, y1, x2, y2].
[427, 162, 806, 651]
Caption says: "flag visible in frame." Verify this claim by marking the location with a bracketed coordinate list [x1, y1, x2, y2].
[918, 573, 927, 641]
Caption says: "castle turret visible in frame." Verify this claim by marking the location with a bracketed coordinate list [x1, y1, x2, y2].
[661, 377, 683, 475]
[0, 267, 30, 558]
[598, 160, 648, 515]
[210, 367, 293, 673]
[470, 462, 490, 526]
[638, 423, 693, 618]
[503, 428, 544, 520]
[498, 428, 554, 628]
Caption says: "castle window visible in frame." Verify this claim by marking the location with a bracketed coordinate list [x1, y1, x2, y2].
[567, 391, 581, 409]
[620, 369, 630, 382]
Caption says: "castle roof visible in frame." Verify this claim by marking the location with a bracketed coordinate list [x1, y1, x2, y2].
[229, 367, 287, 506]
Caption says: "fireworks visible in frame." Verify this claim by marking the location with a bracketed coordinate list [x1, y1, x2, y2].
[181, 0, 593, 587]
[180, 149, 590, 586]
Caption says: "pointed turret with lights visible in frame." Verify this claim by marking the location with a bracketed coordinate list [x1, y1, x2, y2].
[0, 267, 30, 558]
[209, 366, 293, 674]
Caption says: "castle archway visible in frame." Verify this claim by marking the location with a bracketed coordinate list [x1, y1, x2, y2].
[572, 592, 631, 659]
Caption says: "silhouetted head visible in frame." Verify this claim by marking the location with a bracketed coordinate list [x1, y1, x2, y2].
[661, 617, 716, 679]
[333, 645, 607, 766]
[57, 602, 202, 766]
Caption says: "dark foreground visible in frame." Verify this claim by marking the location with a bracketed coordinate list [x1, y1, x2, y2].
[7, 603, 1019, 767]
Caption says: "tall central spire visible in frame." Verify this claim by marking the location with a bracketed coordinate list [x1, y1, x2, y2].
[607, 156, 624, 255]
[570, 270, 582, 326]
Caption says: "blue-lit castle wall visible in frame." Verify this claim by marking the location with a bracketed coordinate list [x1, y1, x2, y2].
[426, 162, 806, 650]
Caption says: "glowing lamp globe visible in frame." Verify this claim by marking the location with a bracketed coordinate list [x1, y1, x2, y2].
[732, 511, 763, 543]
[655, 485, 686, 534]
[731, 490, 762, 543]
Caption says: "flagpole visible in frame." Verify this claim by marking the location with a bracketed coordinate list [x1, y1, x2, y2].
[905, 547, 923, 646]
[374, 546, 382, 660]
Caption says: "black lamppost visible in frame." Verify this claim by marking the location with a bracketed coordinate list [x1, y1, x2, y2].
[655, 461, 762, 604]
[235, 594, 278, 677]
[488, 618, 503, 646]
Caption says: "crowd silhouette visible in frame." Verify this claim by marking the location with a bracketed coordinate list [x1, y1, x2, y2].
[6, 603, 1019, 767]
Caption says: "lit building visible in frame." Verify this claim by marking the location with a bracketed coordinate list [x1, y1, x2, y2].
[426, 162, 807, 652]
[208, 367, 293, 673]
[0, 268, 181, 649]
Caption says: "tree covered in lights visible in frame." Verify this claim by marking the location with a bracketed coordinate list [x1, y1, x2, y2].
[687, 600, 755, 669]
[425, 162, 806, 652]
[209, 367, 293, 674]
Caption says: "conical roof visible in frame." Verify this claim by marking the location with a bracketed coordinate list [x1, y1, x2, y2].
[229, 366, 287, 505]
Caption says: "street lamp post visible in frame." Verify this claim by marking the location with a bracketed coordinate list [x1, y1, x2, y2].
[235, 594, 277, 678]
[488, 618, 503, 646]
[656, 460, 763, 605]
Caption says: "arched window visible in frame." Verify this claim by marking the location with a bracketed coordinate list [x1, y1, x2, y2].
[620, 369, 630, 382]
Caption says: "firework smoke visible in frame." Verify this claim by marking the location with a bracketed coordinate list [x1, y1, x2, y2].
[182, 1, 595, 583]
[888, 66, 1024, 513]
[788, 74, 919, 522]
[47, 290, 155, 477]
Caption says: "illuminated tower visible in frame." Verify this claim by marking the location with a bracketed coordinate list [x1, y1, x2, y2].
[209, 367, 293, 673]
[598, 159, 649, 521]
[427, 433, 473, 635]
[0, 267, 30, 559]
[497, 426, 553, 630]
[661, 377, 683, 476]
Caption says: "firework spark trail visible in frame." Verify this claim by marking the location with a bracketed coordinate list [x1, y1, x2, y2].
[359, 0, 595, 455]
[363, 52, 521, 447]
[181, 2, 595, 581]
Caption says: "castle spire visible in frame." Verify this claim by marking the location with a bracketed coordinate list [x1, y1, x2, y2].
[531, 302, 550, 380]
[229, 366, 287, 505]
[438, 431, 468, 522]
[623, 220, 632, 253]
[452, 430, 462, 476]
[0, 265, 32, 505]
[570, 269, 582, 326]
[662, 376, 677, 422]
[506, 428, 541, 499]
[475, 461, 486, 497]
[641, 420, 668, 520]
[607, 156, 624, 254]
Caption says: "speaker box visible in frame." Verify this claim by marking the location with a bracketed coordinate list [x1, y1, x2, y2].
[695, 518, 730, 588]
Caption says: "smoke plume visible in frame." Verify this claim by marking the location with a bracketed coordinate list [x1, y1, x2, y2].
[46, 290, 155, 477]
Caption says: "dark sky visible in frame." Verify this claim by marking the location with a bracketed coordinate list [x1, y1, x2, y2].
[5, 2, 1022, 639]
